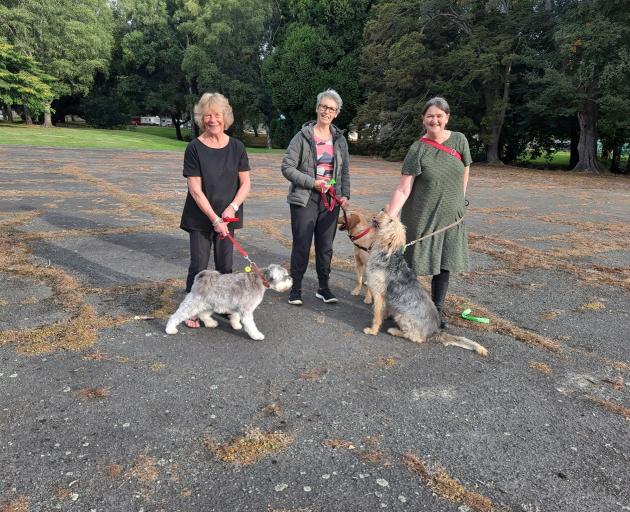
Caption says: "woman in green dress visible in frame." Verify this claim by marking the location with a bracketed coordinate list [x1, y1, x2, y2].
[384, 97, 471, 328]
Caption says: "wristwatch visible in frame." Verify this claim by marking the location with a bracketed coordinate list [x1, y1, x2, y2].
[230, 202, 239, 212]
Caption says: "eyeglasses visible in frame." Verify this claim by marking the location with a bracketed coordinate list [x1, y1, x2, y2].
[318, 105, 338, 114]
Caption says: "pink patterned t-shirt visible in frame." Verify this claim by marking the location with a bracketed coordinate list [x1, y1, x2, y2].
[314, 135, 334, 180]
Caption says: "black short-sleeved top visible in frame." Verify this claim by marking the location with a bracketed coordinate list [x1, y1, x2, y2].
[180, 137, 250, 232]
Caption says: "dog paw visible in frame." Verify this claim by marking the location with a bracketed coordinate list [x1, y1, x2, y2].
[249, 332, 265, 341]
[363, 327, 378, 336]
[363, 296, 373, 304]
[351, 288, 361, 296]
[165, 325, 178, 335]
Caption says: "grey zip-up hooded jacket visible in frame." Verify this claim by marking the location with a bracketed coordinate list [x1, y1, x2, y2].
[281, 121, 351, 207]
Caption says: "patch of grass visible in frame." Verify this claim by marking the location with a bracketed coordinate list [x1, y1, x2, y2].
[359, 449, 385, 463]
[125, 455, 159, 482]
[262, 402, 283, 417]
[469, 233, 630, 291]
[540, 310, 562, 321]
[321, 439, 355, 450]
[448, 294, 562, 352]
[204, 428, 294, 465]
[0, 496, 30, 512]
[1, 303, 115, 354]
[105, 464, 123, 479]
[602, 377, 624, 391]
[0, 124, 283, 153]
[584, 395, 630, 420]
[267, 508, 315, 512]
[82, 350, 131, 364]
[54, 487, 72, 501]
[75, 387, 110, 400]
[530, 362, 553, 374]
[518, 150, 571, 169]
[300, 368, 327, 381]
[403, 454, 497, 512]
[581, 300, 605, 311]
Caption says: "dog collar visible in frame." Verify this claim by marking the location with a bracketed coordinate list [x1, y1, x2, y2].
[349, 227, 372, 242]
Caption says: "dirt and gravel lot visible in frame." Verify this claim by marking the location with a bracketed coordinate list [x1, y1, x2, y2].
[1, 145, 628, 512]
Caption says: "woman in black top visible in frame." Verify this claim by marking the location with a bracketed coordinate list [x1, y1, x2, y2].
[179, 92, 251, 328]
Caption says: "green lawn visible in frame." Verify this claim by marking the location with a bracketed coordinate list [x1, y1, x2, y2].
[517, 150, 571, 168]
[517, 150, 627, 170]
[0, 124, 283, 153]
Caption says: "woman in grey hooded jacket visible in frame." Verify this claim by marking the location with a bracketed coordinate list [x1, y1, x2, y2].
[281, 89, 351, 305]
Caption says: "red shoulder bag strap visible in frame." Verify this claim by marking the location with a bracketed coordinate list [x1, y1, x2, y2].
[419, 137, 463, 161]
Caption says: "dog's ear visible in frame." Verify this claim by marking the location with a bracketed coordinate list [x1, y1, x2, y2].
[345, 213, 361, 231]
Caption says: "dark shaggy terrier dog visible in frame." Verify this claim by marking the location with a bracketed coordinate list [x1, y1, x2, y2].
[363, 210, 488, 356]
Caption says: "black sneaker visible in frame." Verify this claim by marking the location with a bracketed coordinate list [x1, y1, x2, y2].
[315, 288, 338, 303]
[288, 289, 303, 305]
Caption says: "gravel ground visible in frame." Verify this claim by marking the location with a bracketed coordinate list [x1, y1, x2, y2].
[1, 145, 628, 512]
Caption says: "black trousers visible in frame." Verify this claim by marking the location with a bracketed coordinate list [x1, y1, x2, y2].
[186, 228, 235, 292]
[290, 191, 340, 290]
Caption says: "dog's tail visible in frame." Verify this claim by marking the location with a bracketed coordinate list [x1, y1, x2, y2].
[433, 331, 488, 357]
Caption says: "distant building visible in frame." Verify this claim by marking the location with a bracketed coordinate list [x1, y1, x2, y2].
[140, 116, 161, 126]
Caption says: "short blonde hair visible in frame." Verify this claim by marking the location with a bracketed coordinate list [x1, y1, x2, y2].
[194, 92, 234, 130]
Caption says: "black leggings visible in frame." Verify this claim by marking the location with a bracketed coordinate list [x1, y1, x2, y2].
[289, 192, 340, 290]
[431, 269, 450, 310]
[185, 228, 234, 292]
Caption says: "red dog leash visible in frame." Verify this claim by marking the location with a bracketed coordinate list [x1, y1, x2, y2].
[320, 183, 344, 212]
[220, 217, 269, 288]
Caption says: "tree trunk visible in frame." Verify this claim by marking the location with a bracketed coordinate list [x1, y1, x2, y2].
[173, 114, 183, 141]
[6, 105, 14, 123]
[625, 152, 630, 175]
[482, 62, 512, 165]
[23, 105, 33, 125]
[610, 144, 621, 173]
[572, 100, 603, 172]
[569, 120, 579, 168]
[42, 103, 54, 128]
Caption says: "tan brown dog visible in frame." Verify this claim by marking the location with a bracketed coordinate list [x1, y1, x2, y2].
[363, 210, 488, 356]
[337, 211, 375, 304]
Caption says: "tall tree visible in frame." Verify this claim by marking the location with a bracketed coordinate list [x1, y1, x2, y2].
[0, 38, 53, 123]
[0, 0, 114, 127]
[552, 0, 630, 172]
[357, 0, 538, 162]
[176, 0, 274, 138]
[262, 0, 373, 146]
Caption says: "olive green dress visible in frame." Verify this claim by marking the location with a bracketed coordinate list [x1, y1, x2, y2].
[400, 131, 472, 276]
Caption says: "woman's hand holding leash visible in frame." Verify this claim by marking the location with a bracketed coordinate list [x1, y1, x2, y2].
[314, 179, 330, 192]
[222, 204, 237, 220]
[212, 216, 229, 237]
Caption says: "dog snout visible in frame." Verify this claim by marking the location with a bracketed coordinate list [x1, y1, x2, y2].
[371, 218, 380, 228]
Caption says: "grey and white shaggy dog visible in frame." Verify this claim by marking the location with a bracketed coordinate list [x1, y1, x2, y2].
[363, 210, 488, 356]
[165, 264, 292, 340]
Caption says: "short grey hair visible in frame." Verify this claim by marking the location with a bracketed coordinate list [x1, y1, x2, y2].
[422, 96, 450, 116]
[316, 89, 343, 112]
[194, 92, 234, 130]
